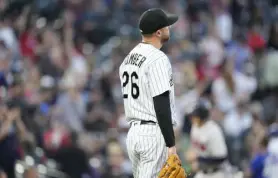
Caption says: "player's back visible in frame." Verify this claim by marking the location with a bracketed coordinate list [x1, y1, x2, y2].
[191, 120, 228, 157]
[119, 43, 171, 123]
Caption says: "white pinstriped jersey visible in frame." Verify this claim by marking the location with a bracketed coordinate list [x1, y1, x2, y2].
[119, 43, 176, 124]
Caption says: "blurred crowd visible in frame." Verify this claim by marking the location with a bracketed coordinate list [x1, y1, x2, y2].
[0, 0, 278, 178]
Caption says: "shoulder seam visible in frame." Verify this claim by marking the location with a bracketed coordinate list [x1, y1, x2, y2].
[146, 53, 168, 67]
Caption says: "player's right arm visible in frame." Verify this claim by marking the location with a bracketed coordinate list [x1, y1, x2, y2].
[148, 56, 176, 153]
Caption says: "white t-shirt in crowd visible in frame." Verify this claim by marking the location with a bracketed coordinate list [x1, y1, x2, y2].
[223, 110, 253, 137]
[0, 26, 18, 51]
[199, 36, 224, 67]
[175, 89, 199, 129]
[212, 72, 257, 112]
[215, 12, 232, 43]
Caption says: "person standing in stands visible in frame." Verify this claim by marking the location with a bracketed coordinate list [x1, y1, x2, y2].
[0, 101, 27, 178]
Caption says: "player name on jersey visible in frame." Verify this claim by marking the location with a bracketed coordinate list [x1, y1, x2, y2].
[124, 53, 147, 68]
[119, 43, 177, 124]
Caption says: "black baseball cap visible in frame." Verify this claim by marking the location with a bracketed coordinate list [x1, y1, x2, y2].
[191, 99, 211, 120]
[139, 8, 179, 35]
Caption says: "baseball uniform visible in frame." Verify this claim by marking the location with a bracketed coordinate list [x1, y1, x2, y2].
[191, 120, 228, 178]
[119, 8, 179, 178]
[119, 42, 176, 178]
[190, 100, 229, 178]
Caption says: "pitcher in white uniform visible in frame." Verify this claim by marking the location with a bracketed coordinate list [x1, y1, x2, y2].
[119, 8, 180, 178]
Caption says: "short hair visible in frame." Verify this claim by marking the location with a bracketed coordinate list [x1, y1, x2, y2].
[142, 33, 154, 38]
[260, 136, 269, 148]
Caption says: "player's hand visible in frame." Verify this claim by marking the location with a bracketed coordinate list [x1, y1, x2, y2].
[168, 146, 177, 157]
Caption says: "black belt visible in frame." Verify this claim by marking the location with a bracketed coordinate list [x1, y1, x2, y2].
[202, 167, 221, 174]
[140, 120, 156, 125]
[130, 120, 156, 127]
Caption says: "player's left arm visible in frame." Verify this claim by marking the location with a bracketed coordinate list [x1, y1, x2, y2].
[149, 57, 175, 148]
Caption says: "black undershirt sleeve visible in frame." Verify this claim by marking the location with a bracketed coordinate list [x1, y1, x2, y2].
[153, 90, 175, 147]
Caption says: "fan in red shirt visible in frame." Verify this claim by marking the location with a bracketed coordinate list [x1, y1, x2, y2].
[247, 24, 266, 52]
[19, 30, 38, 63]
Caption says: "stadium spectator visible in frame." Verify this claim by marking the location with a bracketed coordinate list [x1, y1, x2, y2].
[1, 0, 278, 177]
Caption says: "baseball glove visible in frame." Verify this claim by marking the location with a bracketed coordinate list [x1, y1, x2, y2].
[158, 155, 187, 178]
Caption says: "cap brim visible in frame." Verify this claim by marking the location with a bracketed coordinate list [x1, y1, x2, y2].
[166, 14, 179, 26]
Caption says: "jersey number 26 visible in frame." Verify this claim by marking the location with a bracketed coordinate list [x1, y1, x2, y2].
[122, 71, 139, 99]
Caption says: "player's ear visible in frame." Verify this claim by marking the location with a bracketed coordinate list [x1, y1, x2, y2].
[156, 30, 162, 37]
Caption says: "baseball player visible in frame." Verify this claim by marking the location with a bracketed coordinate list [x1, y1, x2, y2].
[119, 8, 180, 178]
[188, 99, 231, 178]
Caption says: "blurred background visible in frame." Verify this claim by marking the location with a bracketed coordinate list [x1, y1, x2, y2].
[0, 0, 278, 177]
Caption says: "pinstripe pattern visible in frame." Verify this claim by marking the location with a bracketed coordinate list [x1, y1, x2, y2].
[120, 43, 176, 178]
[119, 43, 177, 124]
[127, 121, 167, 178]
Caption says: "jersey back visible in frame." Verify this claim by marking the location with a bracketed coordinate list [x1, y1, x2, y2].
[119, 43, 176, 123]
[191, 120, 227, 157]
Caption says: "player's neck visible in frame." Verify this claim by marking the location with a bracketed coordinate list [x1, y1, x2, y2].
[197, 121, 205, 127]
[142, 37, 162, 49]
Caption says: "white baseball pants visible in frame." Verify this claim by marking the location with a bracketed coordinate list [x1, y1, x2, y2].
[126, 121, 167, 178]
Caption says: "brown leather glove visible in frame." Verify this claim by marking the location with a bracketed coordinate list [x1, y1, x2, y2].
[158, 155, 187, 178]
